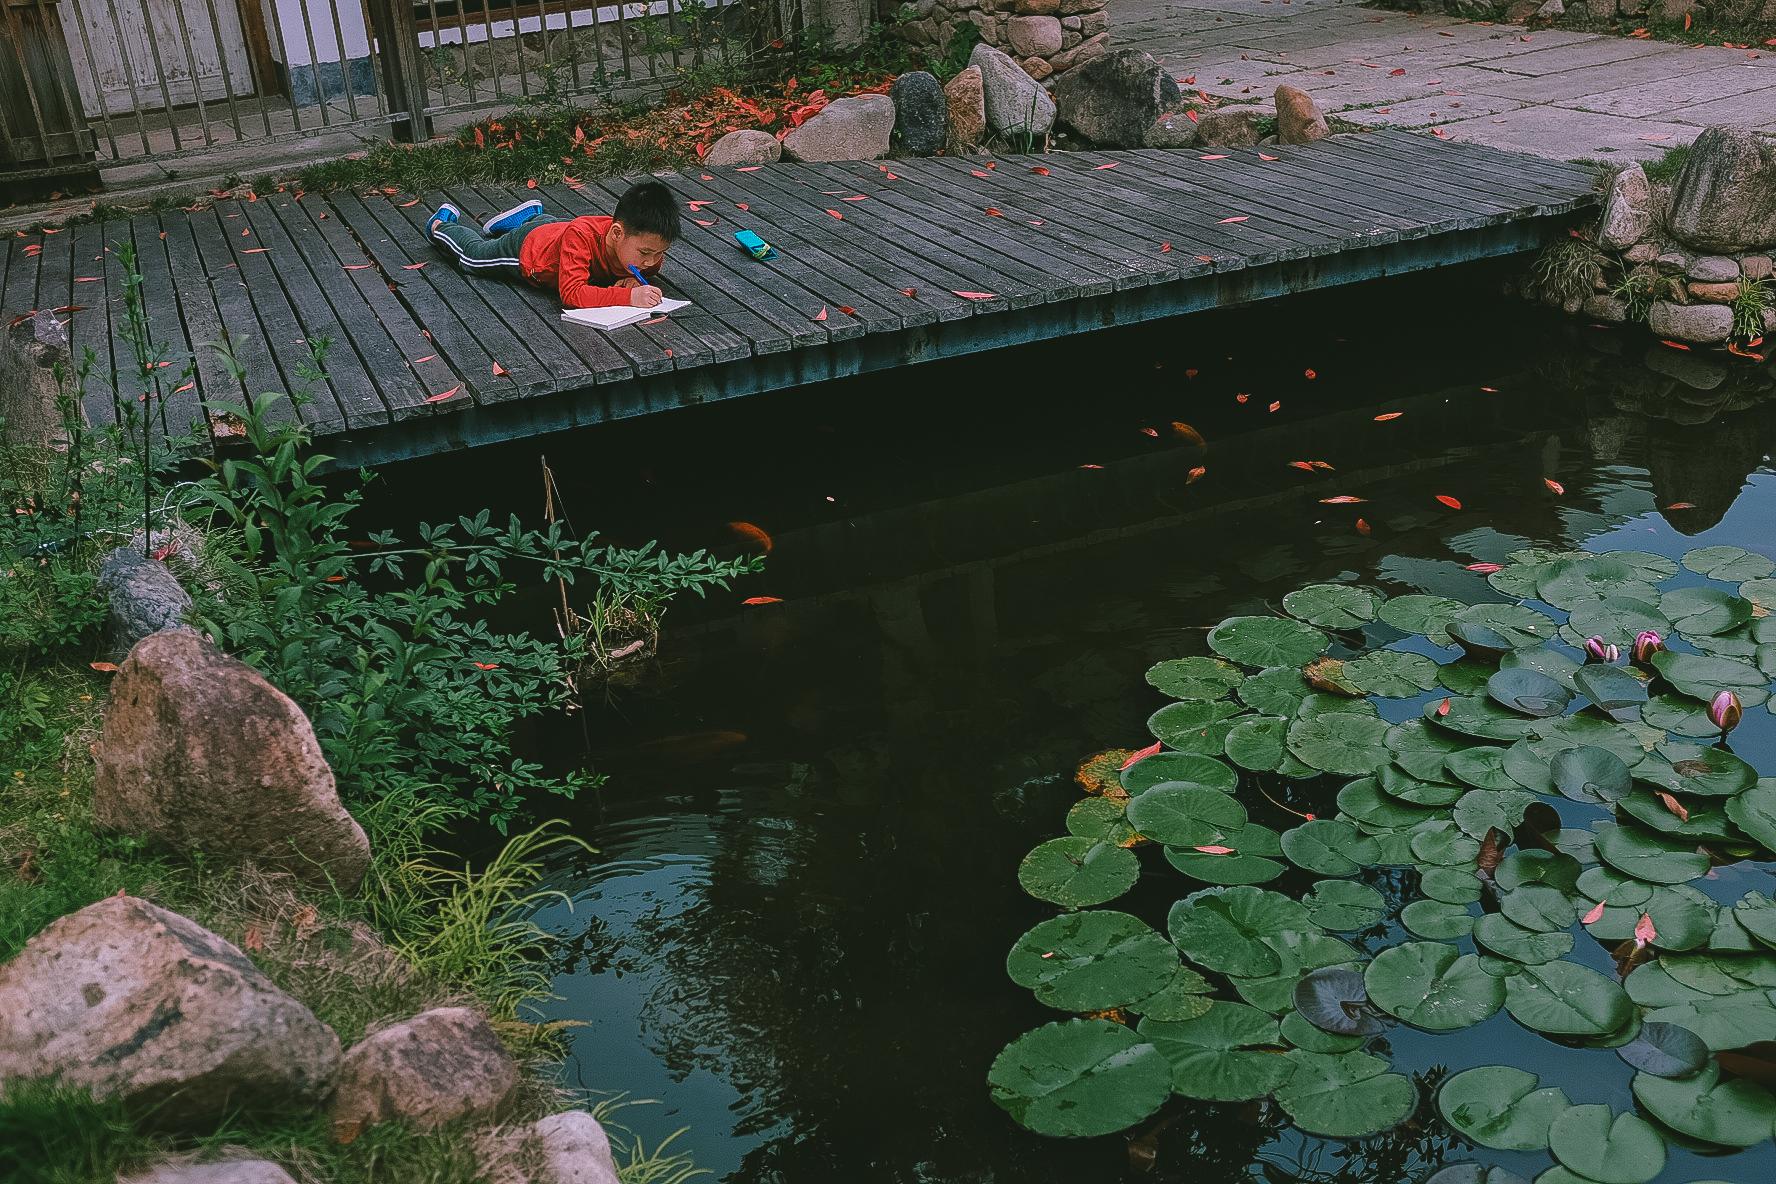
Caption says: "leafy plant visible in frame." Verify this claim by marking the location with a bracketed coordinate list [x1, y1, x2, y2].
[1643, 143, 1691, 185]
[1530, 237, 1604, 306]
[1731, 276, 1769, 342]
[1609, 263, 1660, 322]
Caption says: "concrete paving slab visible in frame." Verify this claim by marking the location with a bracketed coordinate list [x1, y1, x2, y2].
[1568, 64, 1776, 118]
[1330, 91, 1531, 128]
[1460, 49, 1724, 103]
[1654, 84, 1776, 126]
[1435, 104, 1702, 161]
[1259, 63, 1508, 105]
[1480, 35, 1676, 76]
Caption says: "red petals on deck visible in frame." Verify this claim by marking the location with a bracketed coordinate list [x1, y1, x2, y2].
[1373, 411, 1403, 421]
[1094, 162, 1119, 170]
[493, 362, 509, 377]
[838, 305, 856, 316]
[826, 209, 844, 219]
[89, 661, 120, 673]
[1289, 461, 1316, 472]
[1160, 242, 1172, 252]
[728, 521, 774, 552]
[402, 262, 427, 270]
[1186, 466, 1207, 484]
[813, 306, 828, 321]
[343, 263, 372, 270]
[742, 596, 783, 605]
[953, 290, 997, 299]
[899, 287, 918, 297]
[1660, 339, 1691, 351]
[1218, 216, 1249, 223]
[1320, 495, 1366, 504]
[1355, 518, 1371, 535]
[424, 386, 461, 403]
[1543, 478, 1564, 495]
[984, 207, 1003, 217]
[1258, 153, 1279, 161]
[1030, 166, 1050, 175]
[1304, 368, 1317, 380]
[1140, 426, 1160, 437]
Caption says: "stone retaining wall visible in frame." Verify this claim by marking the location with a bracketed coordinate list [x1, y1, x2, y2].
[897, 0, 1111, 81]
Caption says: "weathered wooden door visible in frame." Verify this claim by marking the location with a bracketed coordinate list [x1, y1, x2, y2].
[61, 0, 257, 117]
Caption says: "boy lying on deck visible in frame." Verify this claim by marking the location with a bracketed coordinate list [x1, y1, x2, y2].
[427, 180, 681, 309]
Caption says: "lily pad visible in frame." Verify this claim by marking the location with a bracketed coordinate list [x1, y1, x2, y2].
[1502, 647, 1584, 692]
[1224, 715, 1291, 772]
[1209, 614, 1329, 668]
[1137, 1001, 1294, 1102]
[989, 1019, 1172, 1137]
[1500, 884, 1580, 932]
[1584, 884, 1715, 951]
[1440, 658, 1500, 695]
[1007, 911, 1180, 1011]
[1642, 692, 1724, 739]
[1018, 837, 1140, 906]
[1502, 960, 1633, 1036]
[1426, 1168, 1531, 1184]
[1121, 751, 1238, 795]
[1551, 745, 1632, 804]
[1163, 844, 1286, 886]
[1454, 603, 1556, 649]
[1421, 867, 1484, 905]
[1281, 819, 1378, 876]
[1287, 713, 1391, 777]
[1402, 899, 1475, 939]
[1494, 849, 1582, 894]
[1640, 743, 1758, 798]
[1303, 880, 1385, 931]
[1280, 1009, 1362, 1053]
[1453, 789, 1537, 840]
[1148, 699, 1244, 754]
[1229, 931, 1361, 1014]
[1733, 891, 1776, 950]
[1387, 719, 1469, 781]
[1437, 1065, 1570, 1152]
[1410, 822, 1481, 867]
[1126, 784, 1247, 846]
[1274, 1050, 1414, 1138]
[1378, 763, 1466, 807]
[1343, 650, 1442, 698]
[1615, 1020, 1709, 1079]
[1726, 780, 1776, 853]
[1593, 823, 1709, 885]
[1572, 663, 1650, 714]
[1546, 1104, 1665, 1184]
[1167, 886, 1311, 978]
[1294, 966, 1386, 1036]
[1488, 667, 1572, 718]
[1378, 593, 1464, 646]
[1684, 545, 1775, 583]
[1064, 797, 1135, 846]
[1338, 777, 1440, 830]
[1618, 791, 1740, 844]
[1365, 941, 1504, 1031]
[1577, 866, 1653, 909]
[1427, 696, 1539, 741]
[1632, 1061, 1776, 1148]
[1650, 649, 1768, 706]
[1473, 913, 1574, 965]
[1502, 741, 1554, 794]
[1146, 656, 1244, 701]
[1566, 596, 1672, 650]
[1539, 555, 1662, 609]
[1126, 966, 1216, 1022]
[1444, 747, 1521, 791]
[1646, 991, 1776, 1051]
[1238, 666, 1312, 716]
[1661, 586, 1754, 637]
[1284, 584, 1381, 629]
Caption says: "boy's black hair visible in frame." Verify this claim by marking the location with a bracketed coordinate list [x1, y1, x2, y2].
[614, 180, 681, 242]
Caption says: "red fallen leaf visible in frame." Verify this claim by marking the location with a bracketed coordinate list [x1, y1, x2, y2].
[1172, 421, 1204, 445]
[838, 305, 856, 315]
[1235, 393, 1249, 403]
[1310, 461, 1334, 471]
[1267, 400, 1281, 412]
[74, 276, 99, 282]
[1079, 464, 1104, 470]
[1140, 426, 1159, 437]
[425, 386, 460, 403]
[813, 306, 828, 321]
[1466, 562, 1503, 573]
[984, 207, 1003, 217]
[842, 194, 867, 201]
[1160, 241, 1172, 252]
[1477, 827, 1505, 873]
[1200, 154, 1229, 161]
[1182, 75, 1196, 84]
[1186, 110, 1198, 123]
[1320, 495, 1366, 504]
[242, 247, 269, 254]
[89, 661, 119, 673]
[1304, 368, 1317, 380]
[1374, 411, 1403, 421]
[1218, 215, 1249, 223]
[472, 661, 500, 670]
[1030, 166, 1050, 175]
[1186, 465, 1207, 484]
[1094, 162, 1119, 170]
[971, 168, 991, 177]
[52, 305, 86, 315]
[1389, 67, 1406, 75]
[1196, 254, 1214, 263]
[1355, 517, 1372, 535]
[1635, 913, 1658, 946]
[343, 263, 372, 270]
[1667, 501, 1697, 509]
[1479, 385, 1499, 393]
[1432, 128, 1448, 138]
[398, 198, 419, 208]
[526, 179, 538, 189]
[728, 521, 774, 552]
[1582, 899, 1607, 925]
[1289, 460, 1316, 472]
[1437, 697, 1452, 717]
[953, 290, 997, 299]
[1728, 341, 1766, 360]
[1656, 791, 1691, 823]
[1121, 741, 1163, 769]
[825, 209, 844, 219]
[899, 287, 917, 297]
[402, 262, 427, 270]
[1436, 494, 1463, 509]
[1543, 477, 1564, 495]
[736, 166, 761, 172]
[173, 382, 195, 394]
[1258, 152, 1279, 161]
[742, 596, 783, 605]
[1660, 339, 1691, 351]
[1193, 845, 1236, 855]
[736, 203, 750, 211]
[411, 354, 436, 364]
[695, 219, 715, 227]
[1684, 10, 1692, 28]
[492, 361, 509, 377]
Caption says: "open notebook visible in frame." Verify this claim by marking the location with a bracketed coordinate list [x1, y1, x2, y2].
[560, 297, 691, 330]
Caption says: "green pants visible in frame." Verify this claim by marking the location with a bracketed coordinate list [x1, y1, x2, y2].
[431, 213, 561, 276]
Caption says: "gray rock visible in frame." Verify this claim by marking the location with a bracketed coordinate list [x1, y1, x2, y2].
[1, 309, 79, 449]
[332, 1007, 519, 1137]
[780, 94, 895, 162]
[1144, 105, 1201, 148]
[1274, 85, 1328, 145]
[93, 628, 371, 891]
[1648, 300, 1735, 343]
[970, 42, 1056, 138]
[1535, 0, 1564, 14]
[0, 896, 340, 1126]
[889, 71, 947, 156]
[945, 65, 988, 151]
[1687, 255, 1739, 282]
[1503, 0, 1539, 19]
[703, 129, 781, 167]
[123, 1161, 299, 1184]
[1195, 105, 1269, 148]
[1669, 127, 1776, 252]
[1742, 254, 1773, 280]
[1624, 241, 1662, 265]
[1656, 250, 1690, 274]
[96, 547, 191, 661]
[1644, 346, 1729, 391]
[1006, 13, 1062, 56]
[482, 1110, 621, 1184]
[1048, 30, 1109, 74]
[1582, 294, 1629, 322]
[1051, 49, 1181, 147]
[1596, 164, 1652, 251]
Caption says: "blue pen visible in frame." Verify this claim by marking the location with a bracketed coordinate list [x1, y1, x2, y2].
[627, 264, 650, 287]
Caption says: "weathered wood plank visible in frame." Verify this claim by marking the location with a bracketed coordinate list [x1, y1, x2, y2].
[123, 213, 209, 439]
[154, 209, 246, 427]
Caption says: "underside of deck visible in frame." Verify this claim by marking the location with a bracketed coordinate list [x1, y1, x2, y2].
[0, 131, 1598, 468]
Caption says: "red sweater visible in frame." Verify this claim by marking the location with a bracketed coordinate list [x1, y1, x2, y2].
[518, 215, 660, 309]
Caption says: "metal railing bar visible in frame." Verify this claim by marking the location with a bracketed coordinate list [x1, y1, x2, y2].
[354, 0, 392, 119]
[612, 0, 633, 83]
[61, 0, 122, 158]
[30, 0, 101, 160]
[130, 0, 188, 151]
[166, 0, 217, 147]
[291, 0, 333, 126]
[556, 0, 582, 94]
[196, 0, 247, 140]
[451, 0, 479, 107]
[99, 0, 155, 154]
[261, 0, 306, 133]
[510, 0, 532, 97]
[1, 1, 58, 164]
[324, 0, 363, 121]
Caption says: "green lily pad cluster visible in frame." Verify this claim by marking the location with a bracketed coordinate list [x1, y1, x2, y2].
[991, 545, 1776, 1173]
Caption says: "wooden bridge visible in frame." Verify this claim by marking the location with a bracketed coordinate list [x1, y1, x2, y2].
[0, 131, 1598, 468]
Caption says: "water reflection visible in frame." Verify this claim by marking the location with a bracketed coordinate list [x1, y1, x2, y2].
[366, 276, 1776, 1183]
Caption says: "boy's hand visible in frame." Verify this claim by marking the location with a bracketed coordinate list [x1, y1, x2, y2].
[629, 285, 664, 308]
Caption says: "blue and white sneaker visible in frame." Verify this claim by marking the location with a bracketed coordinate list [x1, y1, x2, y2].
[483, 198, 543, 235]
[427, 202, 460, 238]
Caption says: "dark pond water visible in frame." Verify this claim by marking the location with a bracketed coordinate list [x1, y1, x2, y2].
[364, 264, 1776, 1184]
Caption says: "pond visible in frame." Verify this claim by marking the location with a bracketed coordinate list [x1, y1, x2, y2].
[363, 262, 1776, 1184]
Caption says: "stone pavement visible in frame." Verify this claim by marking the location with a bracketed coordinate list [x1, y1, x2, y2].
[1112, 0, 1776, 161]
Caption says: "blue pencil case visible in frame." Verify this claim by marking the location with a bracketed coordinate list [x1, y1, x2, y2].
[734, 229, 778, 261]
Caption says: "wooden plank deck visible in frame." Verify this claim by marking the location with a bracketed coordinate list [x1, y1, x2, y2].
[2, 132, 1598, 466]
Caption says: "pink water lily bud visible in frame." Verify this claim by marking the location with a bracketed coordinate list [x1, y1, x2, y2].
[1709, 690, 1744, 736]
[1632, 630, 1664, 664]
[1583, 636, 1619, 663]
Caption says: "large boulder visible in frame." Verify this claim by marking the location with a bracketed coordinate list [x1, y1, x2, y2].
[0, 896, 340, 1126]
[123, 1160, 299, 1184]
[1596, 163, 1652, 250]
[1668, 127, 1776, 252]
[1195, 105, 1269, 148]
[1051, 49, 1181, 148]
[889, 71, 948, 156]
[331, 1007, 520, 1138]
[92, 628, 370, 891]
[704, 129, 780, 168]
[481, 1110, 621, 1184]
[780, 94, 895, 162]
[1648, 300, 1735, 343]
[970, 42, 1056, 139]
[1274, 85, 1328, 145]
[96, 547, 191, 660]
[1006, 14, 1063, 57]
[945, 65, 988, 152]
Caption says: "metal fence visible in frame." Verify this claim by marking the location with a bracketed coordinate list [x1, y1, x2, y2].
[0, 0, 801, 181]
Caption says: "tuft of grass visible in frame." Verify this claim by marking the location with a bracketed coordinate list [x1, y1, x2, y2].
[1531, 237, 1604, 306]
[1732, 277, 1770, 342]
[1644, 143, 1692, 185]
[1610, 264, 1660, 323]
[0, 1082, 162, 1184]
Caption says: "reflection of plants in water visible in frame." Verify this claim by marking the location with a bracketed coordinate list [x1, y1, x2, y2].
[994, 547, 1776, 1176]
